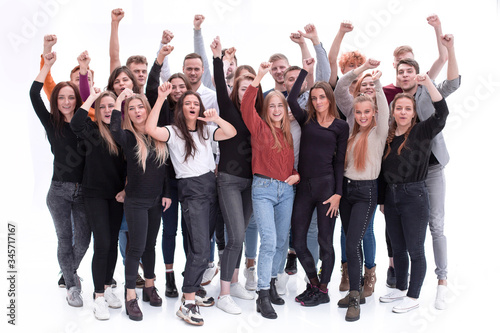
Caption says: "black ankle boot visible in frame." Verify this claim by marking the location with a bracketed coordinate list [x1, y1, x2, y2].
[256, 290, 277, 319]
[269, 278, 285, 305]
[165, 271, 178, 298]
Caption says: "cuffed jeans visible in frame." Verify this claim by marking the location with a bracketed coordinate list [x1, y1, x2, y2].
[85, 196, 123, 293]
[253, 175, 294, 290]
[425, 164, 447, 280]
[124, 196, 162, 290]
[217, 172, 253, 282]
[339, 178, 377, 292]
[46, 181, 91, 289]
[384, 181, 429, 299]
[179, 172, 217, 293]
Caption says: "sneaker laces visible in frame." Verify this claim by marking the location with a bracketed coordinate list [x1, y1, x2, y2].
[185, 303, 201, 315]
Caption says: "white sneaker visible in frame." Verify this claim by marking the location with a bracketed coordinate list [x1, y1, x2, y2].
[93, 296, 110, 320]
[67, 286, 83, 307]
[276, 272, 288, 295]
[201, 264, 219, 286]
[435, 285, 448, 310]
[392, 296, 419, 313]
[216, 295, 241, 314]
[177, 302, 204, 326]
[104, 287, 122, 309]
[230, 282, 254, 300]
[243, 266, 257, 291]
[379, 289, 407, 303]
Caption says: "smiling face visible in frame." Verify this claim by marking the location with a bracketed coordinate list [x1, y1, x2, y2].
[266, 95, 285, 127]
[182, 94, 201, 124]
[127, 98, 147, 127]
[183, 58, 204, 86]
[170, 77, 188, 103]
[310, 87, 330, 114]
[113, 72, 134, 96]
[226, 60, 237, 80]
[393, 97, 415, 131]
[270, 59, 289, 85]
[396, 63, 417, 92]
[98, 96, 115, 124]
[57, 86, 77, 121]
[359, 76, 375, 96]
[129, 62, 148, 88]
[284, 69, 307, 95]
[354, 101, 375, 129]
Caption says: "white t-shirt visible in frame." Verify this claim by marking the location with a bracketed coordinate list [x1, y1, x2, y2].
[166, 125, 218, 179]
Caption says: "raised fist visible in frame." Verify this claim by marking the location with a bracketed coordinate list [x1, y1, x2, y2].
[77, 50, 91, 68]
[426, 14, 441, 28]
[111, 8, 125, 22]
[194, 15, 205, 30]
[339, 21, 354, 33]
[440, 34, 454, 48]
[161, 30, 174, 44]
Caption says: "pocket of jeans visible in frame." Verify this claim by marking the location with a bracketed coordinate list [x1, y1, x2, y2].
[252, 177, 271, 189]
[405, 185, 425, 197]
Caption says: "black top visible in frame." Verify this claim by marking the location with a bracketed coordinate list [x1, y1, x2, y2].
[30, 81, 85, 183]
[213, 57, 252, 179]
[110, 110, 170, 199]
[288, 69, 349, 195]
[70, 108, 126, 198]
[330, 77, 347, 121]
[381, 98, 449, 185]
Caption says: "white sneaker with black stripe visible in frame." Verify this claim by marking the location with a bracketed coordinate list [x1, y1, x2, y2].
[177, 302, 204, 326]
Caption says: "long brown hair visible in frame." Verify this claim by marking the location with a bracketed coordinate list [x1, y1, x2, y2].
[49, 81, 83, 137]
[383, 93, 417, 159]
[106, 66, 141, 95]
[229, 73, 263, 113]
[347, 94, 377, 171]
[95, 91, 119, 155]
[173, 91, 209, 162]
[122, 94, 168, 171]
[261, 90, 293, 152]
[305, 81, 339, 123]
[167, 73, 192, 109]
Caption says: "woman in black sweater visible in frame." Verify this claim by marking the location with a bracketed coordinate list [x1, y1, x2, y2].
[70, 88, 126, 320]
[30, 52, 90, 308]
[210, 37, 263, 314]
[110, 88, 171, 321]
[378, 74, 449, 313]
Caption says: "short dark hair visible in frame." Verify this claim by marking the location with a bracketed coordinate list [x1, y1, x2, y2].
[397, 58, 420, 74]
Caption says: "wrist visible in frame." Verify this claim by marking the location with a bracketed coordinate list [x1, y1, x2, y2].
[311, 37, 320, 45]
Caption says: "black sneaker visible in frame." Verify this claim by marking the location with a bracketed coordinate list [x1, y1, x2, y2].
[300, 286, 330, 307]
[295, 283, 313, 303]
[58, 274, 66, 288]
[285, 253, 297, 275]
[386, 266, 396, 288]
[110, 278, 117, 288]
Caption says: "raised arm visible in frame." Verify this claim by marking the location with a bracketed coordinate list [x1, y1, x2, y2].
[241, 62, 271, 134]
[287, 66, 309, 125]
[36, 52, 56, 84]
[147, 44, 174, 105]
[77, 50, 91, 101]
[211, 36, 231, 108]
[426, 15, 448, 80]
[328, 21, 353, 86]
[70, 87, 101, 135]
[109, 8, 124, 74]
[416, 74, 449, 136]
[441, 34, 458, 81]
[145, 82, 171, 142]
[372, 71, 390, 137]
[193, 14, 215, 90]
[159, 29, 174, 83]
[41, 34, 57, 99]
[290, 30, 314, 88]
[301, 24, 331, 83]
[199, 109, 236, 141]
[32, 52, 57, 125]
[111, 88, 134, 146]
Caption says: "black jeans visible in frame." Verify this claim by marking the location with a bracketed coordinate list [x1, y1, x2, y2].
[85, 196, 123, 293]
[291, 174, 337, 285]
[384, 181, 429, 299]
[339, 178, 377, 292]
[124, 196, 162, 289]
[179, 172, 217, 293]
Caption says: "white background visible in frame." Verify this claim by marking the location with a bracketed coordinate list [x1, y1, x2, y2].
[0, 0, 499, 332]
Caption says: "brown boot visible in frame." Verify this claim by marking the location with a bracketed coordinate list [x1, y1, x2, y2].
[337, 290, 365, 308]
[362, 265, 376, 298]
[339, 262, 349, 292]
[345, 290, 360, 322]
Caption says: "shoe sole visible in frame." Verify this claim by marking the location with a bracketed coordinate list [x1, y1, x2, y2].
[256, 306, 277, 319]
[216, 303, 241, 315]
[379, 297, 404, 303]
[300, 299, 330, 307]
[176, 309, 204, 326]
[165, 292, 179, 298]
[392, 304, 419, 313]
[94, 311, 110, 320]
[345, 314, 360, 322]
[126, 309, 143, 321]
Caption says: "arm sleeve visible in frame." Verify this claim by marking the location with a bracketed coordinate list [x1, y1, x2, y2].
[146, 60, 161, 107]
[162, 164, 171, 198]
[40, 55, 56, 100]
[30, 80, 51, 128]
[79, 73, 90, 101]
[287, 69, 308, 125]
[435, 75, 461, 99]
[213, 57, 232, 118]
[69, 107, 90, 137]
[333, 70, 356, 127]
[158, 42, 172, 83]
[419, 98, 449, 140]
[240, 85, 261, 135]
[374, 79, 390, 138]
[110, 109, 127, 147]
[314, 43, 331, 82]
[194, 29, 215, 91]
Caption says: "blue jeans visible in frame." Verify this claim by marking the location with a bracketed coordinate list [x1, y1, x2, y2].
[252, 175, 294, 290]
[340, 212, 376, 269]
[384, 181, 429, 299]
[244, 214, 258, 260]
[46, 181, 91, 289]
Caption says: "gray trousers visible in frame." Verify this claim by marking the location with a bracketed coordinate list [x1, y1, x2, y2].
[46, 181, 91, 289]
[425, 164, 448, 280]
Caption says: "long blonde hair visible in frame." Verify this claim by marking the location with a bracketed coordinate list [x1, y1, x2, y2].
[262, 90, 293, 152]
[95, 91, 119, 156]
[347, 94, 377, 171]
[123, 94, 168, 172]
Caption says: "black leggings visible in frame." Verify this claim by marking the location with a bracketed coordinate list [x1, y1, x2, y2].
[85, 196, 123, 294]
[339, 178, 377, 292]
[124, 196, 162, 290]
[291, 174, 337, 285]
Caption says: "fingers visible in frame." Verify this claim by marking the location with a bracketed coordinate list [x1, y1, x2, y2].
[367, 58, 381, 68]
[162, 30, 174, 44]
[160, 44, 174, 55]
[340, 20, 354, 32]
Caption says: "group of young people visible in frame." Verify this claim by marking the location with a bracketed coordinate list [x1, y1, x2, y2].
[30, 9, 459, 326]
